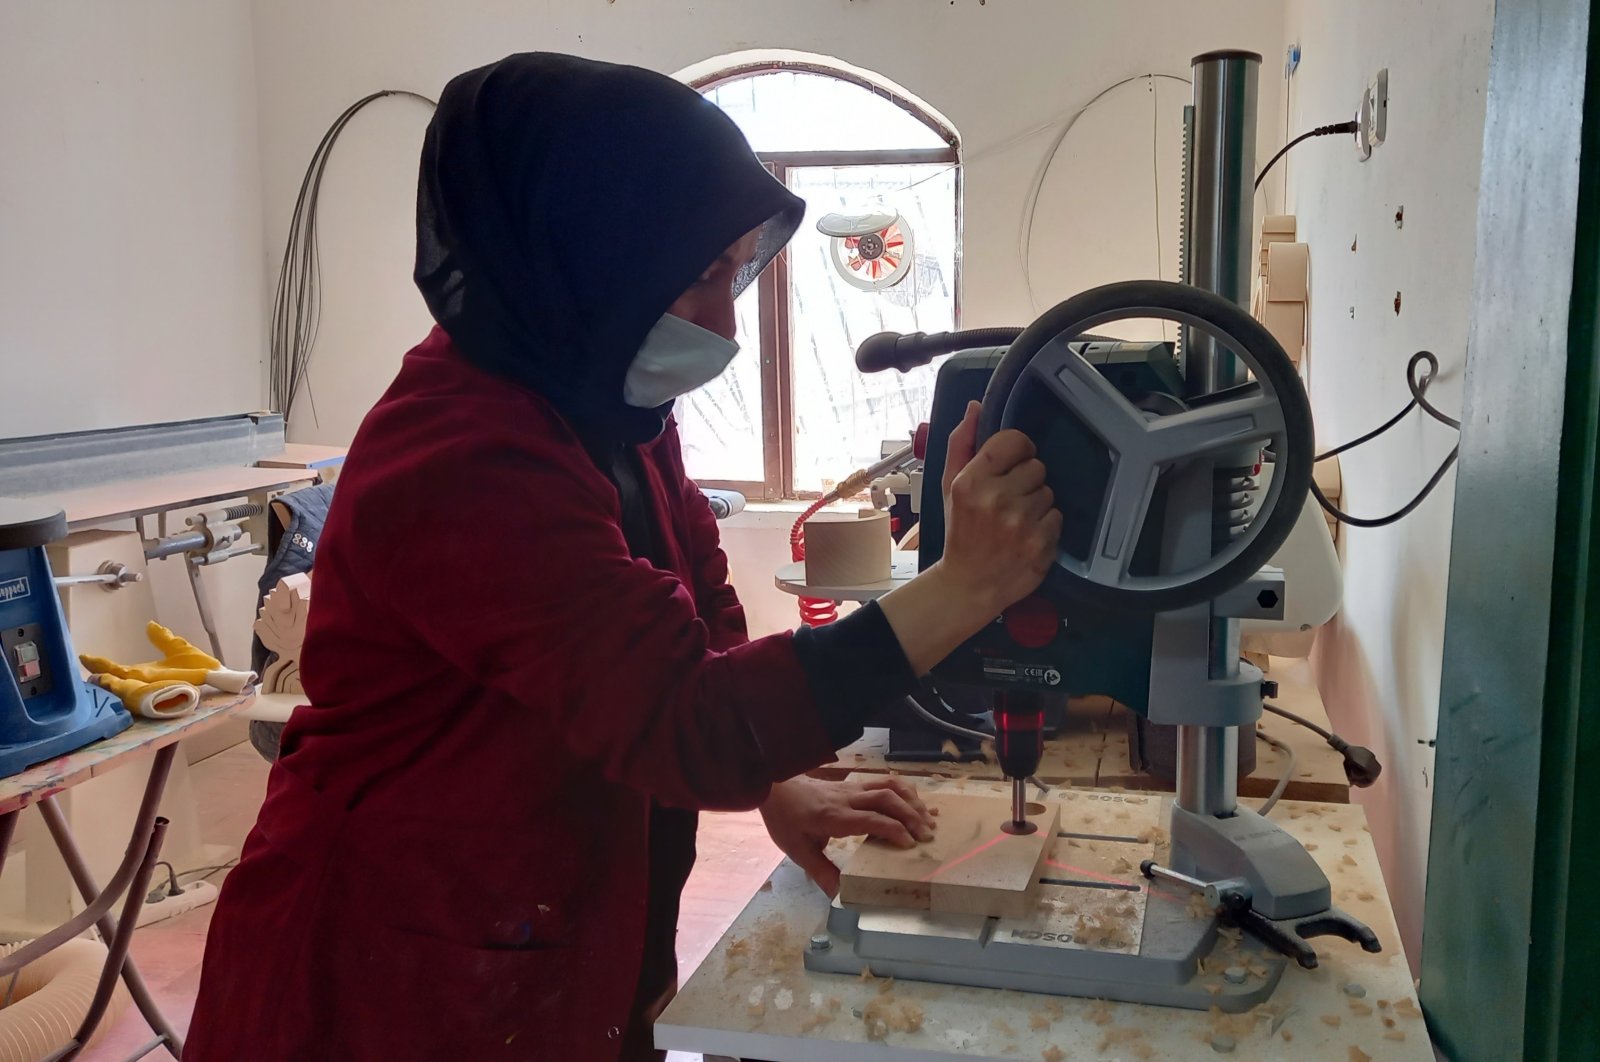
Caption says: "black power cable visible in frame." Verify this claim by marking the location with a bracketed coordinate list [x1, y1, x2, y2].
[1311, 351, 1461, 528]
[1255, 121, 1359, 191]
[270, 90, 437, 422]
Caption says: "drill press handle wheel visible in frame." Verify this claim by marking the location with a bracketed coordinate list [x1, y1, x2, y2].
[978, 279, 1314, 613]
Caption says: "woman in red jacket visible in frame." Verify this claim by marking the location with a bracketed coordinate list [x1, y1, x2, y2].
[187, 53, 1060, 1061]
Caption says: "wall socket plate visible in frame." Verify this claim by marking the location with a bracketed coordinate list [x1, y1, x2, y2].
[1356, 68, 1390, 160]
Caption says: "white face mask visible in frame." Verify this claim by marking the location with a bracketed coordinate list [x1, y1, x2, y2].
[622, 313, 739, 409]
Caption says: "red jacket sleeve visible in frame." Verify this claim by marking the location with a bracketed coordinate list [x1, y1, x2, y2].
[355, 418, 836, 812]
[661, 427, 749, 653]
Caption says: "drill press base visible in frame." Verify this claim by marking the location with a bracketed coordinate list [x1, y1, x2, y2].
[805, 876, 1287, 1012]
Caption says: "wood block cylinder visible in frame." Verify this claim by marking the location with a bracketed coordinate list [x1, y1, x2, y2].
[803, 510, 892, 587]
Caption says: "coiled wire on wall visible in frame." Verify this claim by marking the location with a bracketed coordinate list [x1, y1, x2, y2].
[269, 90, 437, 423]
[1311, 351, 1461, 528]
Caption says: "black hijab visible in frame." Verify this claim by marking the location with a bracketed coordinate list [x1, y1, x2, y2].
[414, 52, 803, 445]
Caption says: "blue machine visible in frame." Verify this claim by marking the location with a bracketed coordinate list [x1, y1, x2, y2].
[0, 498, 131, 776]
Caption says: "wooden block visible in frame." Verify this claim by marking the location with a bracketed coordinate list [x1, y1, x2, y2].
[1265, 242, 1310, 301]
[1262, 301, 1306, 363]
[1314, 454, 1343, 500]
[840, 792, 1061, 919]
[1262, 213, 1297, 238]
[803, 510, 891, 587]
[255, 572, 313, 694]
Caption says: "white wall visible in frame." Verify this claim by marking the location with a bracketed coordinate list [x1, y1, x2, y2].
[0, 0, 266, 439]
[1279, 0, 1494, 967]
[248, 0, 1284, 447]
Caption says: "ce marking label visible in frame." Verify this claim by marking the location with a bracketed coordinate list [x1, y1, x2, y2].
[1023, 666, 1062, 686]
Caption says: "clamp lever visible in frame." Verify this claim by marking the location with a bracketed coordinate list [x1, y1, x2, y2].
[1141, 861, 1382, 970]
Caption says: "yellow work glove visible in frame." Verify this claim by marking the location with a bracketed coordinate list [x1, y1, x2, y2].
[80, 622, 257, 694]
[89, 674, 200, 720]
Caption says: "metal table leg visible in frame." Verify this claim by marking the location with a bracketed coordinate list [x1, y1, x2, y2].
[0, 811, 18, 881]
[37, 743, 189, 1059]
[42, 816, 170, 1062]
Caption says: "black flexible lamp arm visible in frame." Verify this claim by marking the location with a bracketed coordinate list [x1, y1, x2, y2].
[855, 328, 1025, 374]
[855, 326, 1138, 374]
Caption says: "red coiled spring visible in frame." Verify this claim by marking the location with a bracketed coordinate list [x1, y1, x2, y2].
[790, 498, 838, 626]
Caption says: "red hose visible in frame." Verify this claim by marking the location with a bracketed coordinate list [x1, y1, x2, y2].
[790, 499, 838, 626]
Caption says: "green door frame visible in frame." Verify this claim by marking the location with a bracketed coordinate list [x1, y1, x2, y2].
[1422, 0, 1600, 1058]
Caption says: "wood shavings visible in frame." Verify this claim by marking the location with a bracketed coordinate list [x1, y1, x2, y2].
[1097, 1026, 1144, 1053]
[1281, 1029, 1293, 1041]
[1385, 1030, 1407, 1042]
[1377, 999, 1390, 1010]
[1113, 856, 1136, 874]
[877, 976, 897, 996]
[980, 740, 997, 765]
[1187, 894, 1212, 919]
[724, 936, 750, 976]
[1394, 997, 1423, 1019]
[1304, 843, 1318, 851]
[1042, 1047, 1066, 1062]
[1341, 854, 1358, 866]
[1349, 1001, 1373, 1016]
[1349, 1048, 1372, 1062]
[1344, 837, 1359, 846]
[1329, 823, 1344, 832]
[1086, 1001, 1115, 1025]
[1205, 982, 1224, 995]
[940, 739, 961, 758]
[992, 1017, 1017, 1037]
[724, 915, 793, 977]
[1382, 1016, 1396, 1028]
[1357, 891, 1376, 902]
[1029, 1011, 1052, 1031]
[1136, 825, 1169, 844]
[759, 880, 773, 892]
[862, 994, 923, 1040]
[1322, 1014, 1343, 1027]
[1045, 1000, 1066, 1020]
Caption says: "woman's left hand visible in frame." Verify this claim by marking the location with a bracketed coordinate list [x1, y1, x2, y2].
[758, 775, 936, 896]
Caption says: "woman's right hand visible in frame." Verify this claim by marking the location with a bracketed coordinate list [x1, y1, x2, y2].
[938, 400, 1061, 619]
[879, 401, 1061, 676]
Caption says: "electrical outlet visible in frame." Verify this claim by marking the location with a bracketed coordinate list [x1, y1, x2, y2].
[1355, 68, 1389, 161]
[1285, 43, 1301, 79]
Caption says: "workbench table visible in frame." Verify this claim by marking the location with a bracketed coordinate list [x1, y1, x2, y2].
[817, 659, 1351, 805]
[42, 468, 321, 531]
[658, 782, 1423, 1062]
[0, 690, 253, 1061]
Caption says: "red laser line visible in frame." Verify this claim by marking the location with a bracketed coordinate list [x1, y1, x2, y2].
[918, 833, 1009, 883]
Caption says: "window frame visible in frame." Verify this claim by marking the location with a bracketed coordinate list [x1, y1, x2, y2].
[688, 65, 962, 500]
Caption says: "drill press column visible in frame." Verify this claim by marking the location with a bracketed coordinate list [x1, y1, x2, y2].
[1175, 49, 1261, 820]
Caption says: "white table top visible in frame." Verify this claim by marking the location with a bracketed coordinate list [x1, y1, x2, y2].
[775, 551, 919, 602]
[657, 780, 1428, 1062]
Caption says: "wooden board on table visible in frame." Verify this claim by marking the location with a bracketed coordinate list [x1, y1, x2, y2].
[839, 792, 1061, 919]
[256, 443, 348, 470]
[32, 467, 320, 529]
[0, 691, 253, 817]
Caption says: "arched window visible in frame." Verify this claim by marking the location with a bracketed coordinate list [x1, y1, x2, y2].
[677, 64, 961, 498]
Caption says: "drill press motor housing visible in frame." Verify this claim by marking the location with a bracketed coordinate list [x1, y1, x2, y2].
[0, 499, 131, 776]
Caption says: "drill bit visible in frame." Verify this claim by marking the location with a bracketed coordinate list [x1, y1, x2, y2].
[1011, 776, 1027, 828]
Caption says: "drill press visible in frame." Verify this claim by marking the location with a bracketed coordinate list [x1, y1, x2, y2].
[804, 49, 1379, 1009]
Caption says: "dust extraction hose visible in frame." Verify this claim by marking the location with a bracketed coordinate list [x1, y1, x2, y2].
[0, 938, 129, 1060]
